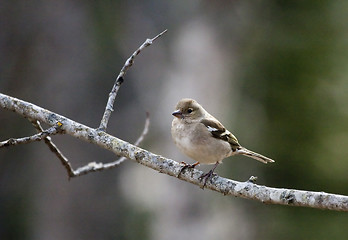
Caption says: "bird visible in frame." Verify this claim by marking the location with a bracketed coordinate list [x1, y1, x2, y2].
[171, 98, 274, 188]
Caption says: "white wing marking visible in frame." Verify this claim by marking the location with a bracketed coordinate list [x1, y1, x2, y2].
[207, 126, 218, 132]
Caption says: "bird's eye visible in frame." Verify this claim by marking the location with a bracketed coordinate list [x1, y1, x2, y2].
[187, 108, 193, 114]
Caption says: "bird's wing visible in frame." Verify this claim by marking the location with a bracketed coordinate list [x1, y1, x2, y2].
[200, 118, 240, 151]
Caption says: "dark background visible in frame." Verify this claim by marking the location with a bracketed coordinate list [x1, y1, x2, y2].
[1, 1, 348, 239]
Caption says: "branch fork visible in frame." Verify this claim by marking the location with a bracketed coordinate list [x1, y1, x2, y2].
[1, 30, 166, 178]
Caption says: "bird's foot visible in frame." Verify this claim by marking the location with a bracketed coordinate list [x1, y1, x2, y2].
[198, 162, 219, 189]
[177, 161, 199, 177]
[199, 170, 217, 189]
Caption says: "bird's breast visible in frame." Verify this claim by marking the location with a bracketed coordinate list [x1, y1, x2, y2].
[171, 120, 232, 164]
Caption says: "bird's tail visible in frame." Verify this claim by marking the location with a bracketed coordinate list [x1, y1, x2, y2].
[236, 147, 275, 164]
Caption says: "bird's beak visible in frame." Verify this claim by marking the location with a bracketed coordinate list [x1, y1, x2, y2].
[172, 110, 183, 119]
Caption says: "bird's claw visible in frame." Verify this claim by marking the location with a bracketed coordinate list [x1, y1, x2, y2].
[199, 170, 217, 189]
[177, 161, 199, 177]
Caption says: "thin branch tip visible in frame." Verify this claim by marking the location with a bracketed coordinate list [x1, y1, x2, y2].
[98, 29, 166, 131]
[152, 29, 168, 41]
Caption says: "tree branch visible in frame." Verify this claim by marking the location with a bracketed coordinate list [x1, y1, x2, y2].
[0, 123, 62, 147]
[30, 120, 75, 178]
[1, 30, 158, 178]
[29, 113, 149, 178]
[72, 112, 150, 177]
[98, 29, 167, 131]
[1, 93, 348, 212]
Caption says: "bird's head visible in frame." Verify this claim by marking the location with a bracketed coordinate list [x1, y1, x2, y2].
[172, 98, 204, 122]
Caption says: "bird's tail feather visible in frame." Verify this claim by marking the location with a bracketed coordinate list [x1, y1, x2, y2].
[237, 147, 275, 164]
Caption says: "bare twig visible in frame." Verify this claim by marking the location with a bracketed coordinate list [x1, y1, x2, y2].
[98, 29, 167, 131]
[28, 113, 150, 178]
[132, 112, 150, 146]
[72, 112, 150, 177]
[1, 93, 348, 212]
[1, 27, 160, 177]
[0, 123, 62, 148]
[30, 120, 75, 178]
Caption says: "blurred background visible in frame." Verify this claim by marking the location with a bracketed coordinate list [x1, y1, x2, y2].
[1, 1, 348, 239]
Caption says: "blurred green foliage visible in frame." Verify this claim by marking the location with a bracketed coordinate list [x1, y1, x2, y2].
[238, 1, 348, 239]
